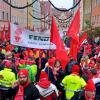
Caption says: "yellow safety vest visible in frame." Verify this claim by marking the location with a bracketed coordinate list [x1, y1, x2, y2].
[0, 68, 16, 87]
[62, 74, 86, 100]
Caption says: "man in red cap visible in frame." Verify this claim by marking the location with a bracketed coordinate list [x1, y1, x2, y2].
[62, 64, 86, 100]
[36, 70, 58, 100]
[9, 69, 40, 100]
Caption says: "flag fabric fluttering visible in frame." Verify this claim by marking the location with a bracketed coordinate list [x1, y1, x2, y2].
[66, 8, 80, 60]
[79, 32, 87, 46]
[70, 39, 78, 60]
[50, 16, 69, 70]
[67, 8, 80, 43]
[50, 16, 65, 50]
[1, 24, 6, 42]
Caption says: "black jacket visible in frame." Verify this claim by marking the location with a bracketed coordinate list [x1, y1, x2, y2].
[8, 83, 40, 100]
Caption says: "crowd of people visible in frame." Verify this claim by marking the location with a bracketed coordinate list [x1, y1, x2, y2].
[0, 37, 99, 100]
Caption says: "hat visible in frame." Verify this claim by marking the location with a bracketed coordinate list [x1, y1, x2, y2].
[19, 59, 26, 65]
[5, 61, 12, 68]
[72, 65, 80, 73]
[18, 69, 28, 77]
[38, 71, 51, 88]
[27, 60, 35, 65]
[23, 56, 28, 60]
[40, 71, 48, 80]
[48, 57, 55, 67]
[85, 80, 95, 91]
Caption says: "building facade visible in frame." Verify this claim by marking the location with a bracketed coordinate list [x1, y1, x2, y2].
[83, 0, 100, 31]
[27, 0, 33, 30]
[32, 0, 41, 31]
[91, 0, 100, 28]
[40, 0, 51, 31]
[0, 0, 10, 31]
[83, 0, 91, 30]
[0, 0, 34, 31]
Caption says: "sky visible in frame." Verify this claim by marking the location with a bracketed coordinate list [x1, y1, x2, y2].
[49, 0, 73, 9]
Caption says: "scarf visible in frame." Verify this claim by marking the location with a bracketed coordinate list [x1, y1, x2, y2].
[14, 79, 30, 100]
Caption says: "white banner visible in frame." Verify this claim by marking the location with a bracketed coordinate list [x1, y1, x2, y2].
[10, 24, 56, 49]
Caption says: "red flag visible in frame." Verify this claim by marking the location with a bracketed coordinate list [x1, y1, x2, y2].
[70, 39, 78, 60]
[50, 16, 69, 70]
[66, 8, 80, 43]
[1, 24, 6, 42]
[79, 32, 87, 46]
[66, 8, 80, 60]
[50, 16, 65, 50]
[6, 22, 10, 41]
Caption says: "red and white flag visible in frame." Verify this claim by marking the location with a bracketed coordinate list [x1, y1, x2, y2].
[66, 8, 80, 60]
[79, 32, 87, 46]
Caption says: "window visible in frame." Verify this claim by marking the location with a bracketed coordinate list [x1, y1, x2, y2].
[2, 11, 4, 19]
[7, 13, 8, 20]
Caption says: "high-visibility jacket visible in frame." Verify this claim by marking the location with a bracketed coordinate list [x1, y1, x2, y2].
[62, 74, 86, 100]
[0, 68, 16, 87]
[31, 64, 37, 81]
[31, 64, 37, 77]
[25, 65, 35, 83]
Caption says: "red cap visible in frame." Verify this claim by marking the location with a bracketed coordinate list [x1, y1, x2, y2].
[18, 69, 28, 77]
[14, 53, 20, 58]
[5, 61, 12, 68]
[19, 59, 26, 65]
[38, 71, 51, 88]
[40, 71, 48, 80]
[27, 60, 35, 65]
[48, 57, 55, 67]
[72, 65, 80, 73]
[23, 56, 28, 60]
